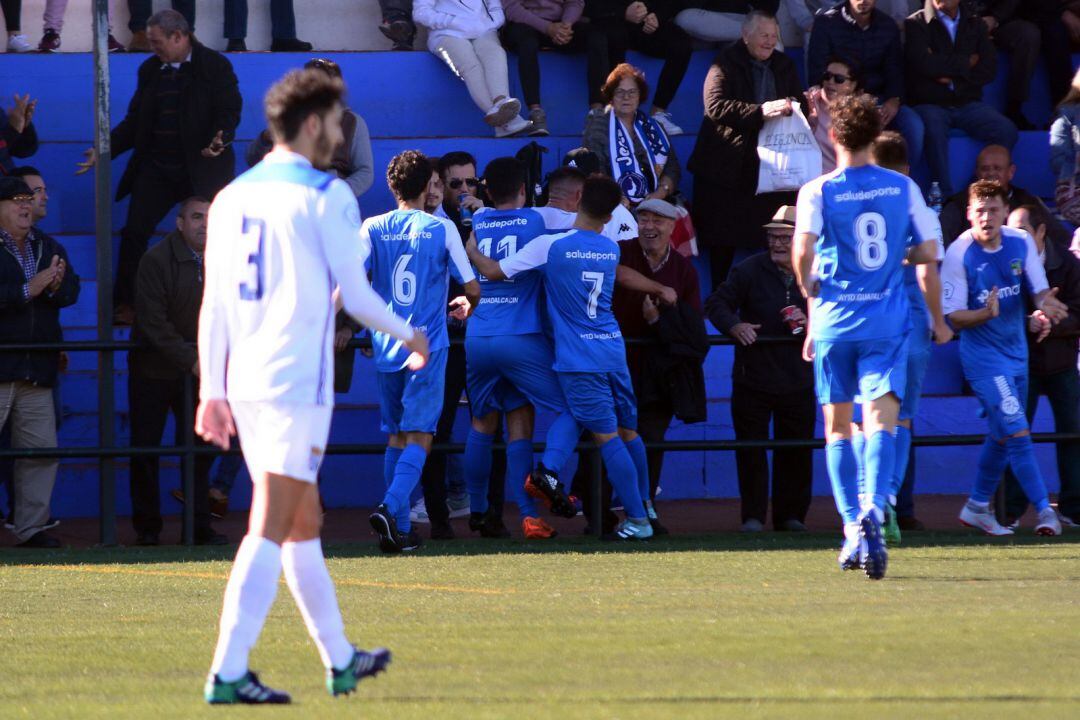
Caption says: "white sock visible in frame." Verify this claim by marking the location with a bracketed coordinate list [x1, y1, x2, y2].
[210, 535, 283, 682]
[281, 538, 354, 670]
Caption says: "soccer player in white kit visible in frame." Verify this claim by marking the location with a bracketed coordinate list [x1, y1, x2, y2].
[196, 70, 429, 704]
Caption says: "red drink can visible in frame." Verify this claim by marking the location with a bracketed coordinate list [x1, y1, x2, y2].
[780, 305, 804, 335]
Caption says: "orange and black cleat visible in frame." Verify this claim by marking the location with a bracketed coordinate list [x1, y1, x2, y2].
[524, 464, 577, 518]
[522, 516, 558, 539]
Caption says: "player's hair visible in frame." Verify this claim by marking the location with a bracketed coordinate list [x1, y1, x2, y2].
[1015, 203, 1049, 232]
[870, 131, 908, 172]
[830, 93, 881, 152]
[483, 157, 526, 205]
[9, 166, 43, 180]
[179, 196, 210, 215]
[578, 175, 623, 220]
[264, 69, 344, 143]
[438, 151, 477, 177]
[147, 9, 190, 36]
[387, 150, 432, 202]
[968, 179, 1008, 205]
[304, 57, 342, 79]
[600, 63, 649, 106]
[546, 166, 586, 194]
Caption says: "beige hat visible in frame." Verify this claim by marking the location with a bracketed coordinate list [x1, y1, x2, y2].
[762, 205, 797, 230]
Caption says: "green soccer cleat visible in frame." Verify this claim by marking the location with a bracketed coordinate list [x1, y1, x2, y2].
[328, 647, 392, 696]
[883, 504, 901, 546]
[204, 671, 291, 704]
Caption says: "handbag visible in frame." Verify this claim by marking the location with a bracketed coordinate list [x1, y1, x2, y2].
[755, 104, 822, 194]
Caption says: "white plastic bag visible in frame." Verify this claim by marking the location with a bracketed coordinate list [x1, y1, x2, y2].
[755, 104, 822, 194]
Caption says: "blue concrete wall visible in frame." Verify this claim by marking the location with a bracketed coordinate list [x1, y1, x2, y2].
[3, 50, 1072, 518]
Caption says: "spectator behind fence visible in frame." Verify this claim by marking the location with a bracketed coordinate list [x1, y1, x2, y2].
[583, 63, 681, 206]
[611, 197, 707, 531]
[705, 205, 814, 532]
[127, 0, 194, 51]
[965, 1, 1038, 130]
[807, 0, 925, 170]
[223, 0, 312, 52]
[1, 93, 37, 175]
[687, 10, 804, 289]
[379, 0, 417, 50]
[938, 144, 1070, 249]
[675, 0, 782, 47]
[413, 0, 533, 138]
[1050, 68, 1080, 228]
[128, 197, 225, 547]
[607, 0, 693, 136]
[247, 59, 374, 198]
[1000, 205, 1080, 529]
[0, 176, 79, 548]
[805, 57, 861, 173]
[36, 0, 123, 52]
[501, 0, 612, 131]
[77, 10, 241, 325]
[904, 0, 1017, 197]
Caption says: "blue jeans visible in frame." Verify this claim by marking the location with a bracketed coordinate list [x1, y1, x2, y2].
[888, 105, 924, 175]
[1004, 368, 1080, 520]
[223, 0, 297, 40]
[913, 102, 1018, 196]
[128, 0, 195, 32]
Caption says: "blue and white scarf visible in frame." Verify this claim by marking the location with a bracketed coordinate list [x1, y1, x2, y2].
[608, 109, 670, 204]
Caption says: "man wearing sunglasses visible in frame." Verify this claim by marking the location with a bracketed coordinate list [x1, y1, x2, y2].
[807, 0, 925, 168]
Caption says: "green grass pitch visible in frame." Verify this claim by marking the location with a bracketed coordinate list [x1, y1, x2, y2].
[2, 533, 1079, 720]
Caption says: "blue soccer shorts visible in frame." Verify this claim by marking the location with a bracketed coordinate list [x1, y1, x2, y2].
[557, 369, 638, 434]
[969, 374, 1030, 440]
[376, 348, 448, 434]
[814, 335, 908, 406]
[465, 333, 568, 417]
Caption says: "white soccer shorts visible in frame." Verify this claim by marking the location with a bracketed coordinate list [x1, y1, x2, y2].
[230, 401, 333, 484]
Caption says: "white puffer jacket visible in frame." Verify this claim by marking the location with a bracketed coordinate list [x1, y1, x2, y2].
[414, 0, 505, 46]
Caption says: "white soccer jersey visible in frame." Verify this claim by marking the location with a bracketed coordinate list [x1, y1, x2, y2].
[199, 149, 414, 405]
[533, 204, 638, 241]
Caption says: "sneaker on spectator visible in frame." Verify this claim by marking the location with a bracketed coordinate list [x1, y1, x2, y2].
[7, 34, 33, 53]
[409, 497, 430, 524]
[494, 115, 531, 138]
[378, 19, 414, 50]
[108, 34, 124, 52]
[778, 518, 807, 532]
[740, 518, 764, 533]
[959, 501, 1013, 536]
[42, 516, 60, 530]
[485, 97, 521, 127]
[38, 29, 61, 52]
[447, 493, 470, 519]
[128, 30, 150, 52]
[527, 107, 549, 136]
[226, 38, 248, 52]
[270, 38, 313, 52]
[650, 109, 684, 136]
[1035, 506, 1062, 536]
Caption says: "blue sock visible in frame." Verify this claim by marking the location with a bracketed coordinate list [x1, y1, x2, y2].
[624, 436, 650, 504]
[540, 412, 580, 474]
[825, 439, 860, 525]
[890, 425, 912, 501]
[599, 437, 646, 520]
[851, 431, 866, 497]
[1005, 435, 1051, 512]
[507, 439, 538, 519]
[383, 446, 403, 488]
[463, 428, 493, 514]
[864, 430, 895, 513]
[972, 437, 1009, 503]
[383, 444, 427, 533]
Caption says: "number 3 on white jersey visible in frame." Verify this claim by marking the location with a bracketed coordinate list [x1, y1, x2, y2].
[582, 270, 604, 319]
[854, 211, 887, 271]
[393, 253, 416, 305]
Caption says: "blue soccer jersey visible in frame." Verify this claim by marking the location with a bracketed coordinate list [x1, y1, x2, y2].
[360, 208, 475, 371]
[941, 226, 1048, 379]
[795, 165, 941, 342]
[499, 229, 625, 372]
[467, 207, 551, 338]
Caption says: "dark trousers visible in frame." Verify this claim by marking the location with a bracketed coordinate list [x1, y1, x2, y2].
[1004, 368, 1080, 520]
[502, 20, 611, 107]
[730, 383, 815, 527]
[128, 370, 212, 536]
[116, 163, 193, 307]
[2, 0, 18, 32]
[378, 0, 413, 23]
[419, 342, 504, 524]
[993, 19, 1040, 108]
[223, 0, 297, 40]
[128, 0, 195, 32]
[609, 21, 693, 111]
[638, 399, 674, 499]
[1032, 8, 1075, 106]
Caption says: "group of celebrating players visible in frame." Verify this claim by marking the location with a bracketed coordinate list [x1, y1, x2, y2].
[189, 67, 1070, 703]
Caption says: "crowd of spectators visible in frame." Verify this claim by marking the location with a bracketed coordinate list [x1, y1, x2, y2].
[3, 1, 1080, 546]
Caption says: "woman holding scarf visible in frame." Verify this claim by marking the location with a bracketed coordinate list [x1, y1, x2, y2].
[582, 63, 681, 207]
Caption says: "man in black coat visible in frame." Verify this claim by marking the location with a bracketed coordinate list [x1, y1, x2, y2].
[705, 205, 815, 532]
[77, 9, 241, 324]
[0, 176, 79, 548]
[687, 10, 804, 289]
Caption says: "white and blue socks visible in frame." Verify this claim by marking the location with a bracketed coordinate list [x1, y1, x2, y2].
[210, 535, 283, 682]
[599, 437, 647, 520]
[281, 538, 354, 671]
[825, 438, 859, 525]
[507, 438, 539, 519]
[463, 428, 494, 514]
[383, 444, 427, 533]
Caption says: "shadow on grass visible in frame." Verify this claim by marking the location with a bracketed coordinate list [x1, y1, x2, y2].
[2, 530, 1079, 567]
